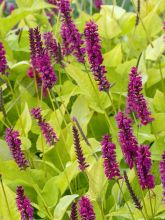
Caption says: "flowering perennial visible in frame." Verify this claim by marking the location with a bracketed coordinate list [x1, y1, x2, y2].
[160, 151, 165, 202]
[0, 42, 8, 74]
[79, 196, 95, 220]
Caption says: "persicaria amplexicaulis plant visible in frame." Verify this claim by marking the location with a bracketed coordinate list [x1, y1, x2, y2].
[70, 202, 78, 220]
[84, 20, 110, 91]
[16, 186, 34, 220]
[31, 107, 59, 146]
[101, 134, 121, 180]
[136, 145, 155, 190]
[115, 112, 138, 169]
[5, 128, 29, 170]
[79, 196, 96, 220]
[94, 0, 103, 9]
[127, 67, 153, 125]
[160, 151, 165, 202]
[72, 125, 89, 171]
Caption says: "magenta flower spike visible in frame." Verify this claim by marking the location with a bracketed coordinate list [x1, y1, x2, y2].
[16, 186, 34, 220]
[160, 151, 165, 202]
[72, 125, 89, 171]
[5, 128, 29, 170]
[84, 20, 110, 91]
[115, 112, 138, 169]
[0, 42, 8, 74]
[94, 0, 103, 9]
[59, 0, 85, 63]
[70, 202, 78, 220]
[127, 67, 153, 125]
[101, 134, 121, 180]
[136, 145, 155, 190]
[79, 196, 95, 220]
[31, 107, 59, 146]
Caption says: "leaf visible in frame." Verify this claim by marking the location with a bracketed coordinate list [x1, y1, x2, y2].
[0, 139, 12, 161]
[54, 194, 78, 220]
[146, 36, 165, 61]
[15, 102, 32, 136]
[103, 44, 122, 67]
[151, 113, 165, 135]
[153, 90, 165, 112]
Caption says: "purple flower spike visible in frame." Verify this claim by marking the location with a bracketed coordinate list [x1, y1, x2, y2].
[16, 186, 33, 220]
[59, 0, 85, 63]
[84, 20, 110, 91]
[5, 128, 28, 170]
[136, 145, 155, 190]
[72, 126, 89, 171]
[115, 112, 138, 169]
[127, 67, 153, 125]
[94, 0, 103, 9]
[70, 202, 78, 220]
[101, 134, 121, 180]
[0, 42, 8, 74]
[31, 107, 59, 146]
[160, 151, 165, 202]
[79, 196, 95, 220]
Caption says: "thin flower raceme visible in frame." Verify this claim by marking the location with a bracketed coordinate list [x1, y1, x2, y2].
[70, 202, 78, 220]
[0, 42, 8, 74]
[94, 0, 103, 9]
[127, 67, 153, 125]
[16, 186, 34, 220]
[59, 0, 85, 63]
[31, 107, 59, 146]
[136, 145, 155, 190]
[101, 134, 121, 180]
[123, 171, 142, 210]
[115, 112, 138, 169]
[84, 20, 110, 91]
[160, 151, 165, 202]
[5, 128, 29, 170]
[79, 196, 95, 220]
[72, 125, 89, 171]
[43, 32, 63, 65]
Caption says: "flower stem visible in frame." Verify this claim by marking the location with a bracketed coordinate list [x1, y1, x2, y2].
[158, 58, 165, 102]
[148, 190, 154, 219]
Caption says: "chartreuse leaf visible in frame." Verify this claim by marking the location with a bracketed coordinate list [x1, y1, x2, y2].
[54, 194, 78, 220]
[0, 179, 20, 220]
[16, 0, 33, 8]
[151, 113, 165, 135]
[103, 44, 122, 67]
[15, 102, 32, 136]
[153, 90, 165, 112]
[0, 139, 12, 161]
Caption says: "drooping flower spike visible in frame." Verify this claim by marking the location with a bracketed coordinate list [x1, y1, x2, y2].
[0, 42, 8, 74]
[70, 202, 78, 220]
[136, 145, 155, 190]
[72, 125, 89, 171]
[123, 171, 142, 210]
[5, 128, 29, 170]
[79, 196, 96, 220]
[16, 186, 34, 220]
[127, 67, 153, 125]
[101, 134, 121, 180]
[115, 112, 138, 169]
[31, 107, 59, 146]
[59, 0, 85, 63]
[160, 151, 165, 202]
[84, 20, 110, 91]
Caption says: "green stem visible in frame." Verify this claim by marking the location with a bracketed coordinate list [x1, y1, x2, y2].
[158, 59, 165, 102]
[149, 190, 154, 219]
[117, 180, 135, 220]
[0, 175, 12, 219]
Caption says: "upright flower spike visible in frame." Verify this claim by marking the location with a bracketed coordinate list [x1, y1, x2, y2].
[0, 42, 8, 74]
[70, 202, 78, 220]
[31, 107, 59, 146]
[127, 67, 153, 125]
[59, 0, 85, 63]
[72, 125, 89, 171]
[79, 196, 95, 220]
[115, 112, 138, 169]
[94, 0, 103, 9]
[84, 20, 110, 91]
[5, 128, 29, 170]
[101, 134, 121, 180]
[136, 145, 155, 190]
[123, 171, 142, 210]
[160, 151, 165, 202]
[16, 186, 34, 220]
